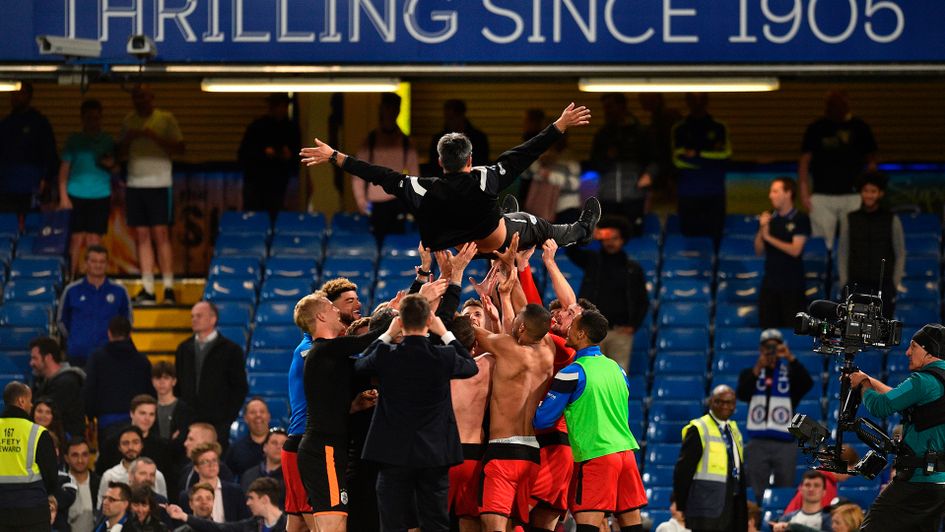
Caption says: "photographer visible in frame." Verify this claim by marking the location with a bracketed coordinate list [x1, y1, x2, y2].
[737, 329, 814, 499]
[849, 324, 945, 530]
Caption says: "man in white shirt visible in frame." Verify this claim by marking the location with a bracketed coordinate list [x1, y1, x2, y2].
[97, 426, 168, 508]
[65, 438, 97, 532]
[773, 471, 831, 532]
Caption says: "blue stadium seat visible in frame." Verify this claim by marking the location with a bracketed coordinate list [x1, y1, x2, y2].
[260, 278, 312, 302]
[251, 326, 299, 350]
[380, 234, 422, 258]
[762, 487, 797, 512]
[0, 327, 46, 349]
[652, 376, 705, 400]
[627, 375, 648, 400]
[724, 215, 760, 237]
[631, 327, 652, 356]
[642, 465, 674, 487]
[713, 351, 757, 375]
[649, 401, 704, 423]
[325, 233, 378, 259]
[903, 257, 941, 280]
[803, 258, 827, 281]
[15, 235, 66, 258]
[371, 282, 403, 308]
[716, 257, 764, 282]
[665, 214, 681, 235]
[660, 257, 712, 280]
[0, 355, 24, 379]
[795, 399, 824, 421]
[0, 351, 29, 376]
[214, 234, 267, 258]
[331, 213, 371, 235]
[246, 349, 292, 372]
[663, 236, 714, 260]
[214, 301, 253, 326]
[641, 213, 662, 239]
[248, 373, 286, 397]
[714, 327, 759, 352]
[804, 279, 825, 302]
[377, 257, 421, 280]
[904, 235, 941, 258]
[264, 257, 319, 280]
[895, 302, 939, 328]
[836, 486, 879, 509]
[835, 352, 882, 376]
[716, 279, 760, 303]
[659, 280, 711, 303]
[718, 237, 757, 260]
[715, 302, 759, 328]
[269, 234, 323, 260]
[898, 213, 941, 236]
[710, 373, 739, 390]
[218, 325, 249, 347]
[219, 211, 270, 236]
[658, 302, 710, 328]
[653, 352, 707, 376]
[204, 278, 257, 303]
[646, 443, 683, 466]
[0, 303, 50, 328]
[645, 487, 673, 509]
[263, 396, 291, 424]
[646, 423, 683, 444]
[9, 257, 63, 285]
[623, 238, 660, 261]
[802, 237, 829, 261]
[0, 214, 17, 240]
[321, 257, 376, 283]
[656, 327, 709, 353]
[897, 279, 940, 303]
[255, 301, 296, 326]
[209, 257, 262, 280]
[274, 212, 326, 236]
[2, 279, 57, 303]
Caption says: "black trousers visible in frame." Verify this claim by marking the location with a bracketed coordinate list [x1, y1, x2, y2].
[376, 464, 449, 532]
[503, 212, 585, 251]
[347, 457, 381, 532]
[759, 277, 806, 329]
[370, 198, 406, 239]
[0, 506, 51, 532]
[243, 175, 289, 220]
[861, 479, 945, 532]
[678, 195, 725, 241]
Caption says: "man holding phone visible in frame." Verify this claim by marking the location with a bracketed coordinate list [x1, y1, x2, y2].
[736, 329, 814, 500]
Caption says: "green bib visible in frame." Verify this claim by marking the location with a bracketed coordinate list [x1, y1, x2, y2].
[564, 355, 639, 462]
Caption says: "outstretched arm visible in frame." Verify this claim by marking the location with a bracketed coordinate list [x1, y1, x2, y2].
[301, 138, 410, 200]
[542, 240, 576, 307]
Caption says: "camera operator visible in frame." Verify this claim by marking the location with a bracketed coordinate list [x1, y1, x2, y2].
[849, 324, 945, 531]
[737, 329, 814, 500]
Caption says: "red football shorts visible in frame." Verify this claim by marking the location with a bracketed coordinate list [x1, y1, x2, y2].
[478, 440, 541, 524]
[530, 439, 574, 515]
[569, 450, 647, 514]
[449, 444, 484, 519]
[281, 437, 314, 515]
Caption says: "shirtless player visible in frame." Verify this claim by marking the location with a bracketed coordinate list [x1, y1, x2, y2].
[473, 303, 556, 531]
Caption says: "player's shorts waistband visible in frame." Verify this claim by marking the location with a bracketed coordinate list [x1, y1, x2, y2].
[536, 431, 571, 448]
[485, 437, 541, 463]
[462, 443, 484, 461]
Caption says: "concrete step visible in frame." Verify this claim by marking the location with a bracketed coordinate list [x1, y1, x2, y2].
[117, 278, 207, 307]
[133, 330, 192, 353]
[133, 307, 191, 329]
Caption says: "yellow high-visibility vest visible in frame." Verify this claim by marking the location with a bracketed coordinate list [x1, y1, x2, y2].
[0, 417, 45, 484]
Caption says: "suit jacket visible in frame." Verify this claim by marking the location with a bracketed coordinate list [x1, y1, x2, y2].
[178, 480, 249, 522]
[174, 332, 248, 431]
[354, 334, 477, 467]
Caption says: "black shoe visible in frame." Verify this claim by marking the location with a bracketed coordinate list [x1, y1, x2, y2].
[576, 197, 602, 246]
[163, 287, 176, 305]
[501, 194, 520, 215]
[134, 290, 157, 305]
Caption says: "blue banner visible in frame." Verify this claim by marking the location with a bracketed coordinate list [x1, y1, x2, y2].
[3, 0, 944, 64]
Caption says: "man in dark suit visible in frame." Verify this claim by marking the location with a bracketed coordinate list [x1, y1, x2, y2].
[354, 294, 479, 531]
[174, 301, 248, 446]
[177, 442, 249, 522]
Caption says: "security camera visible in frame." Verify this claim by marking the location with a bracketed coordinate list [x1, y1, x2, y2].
[126, 34, 157, 60]
[36, 35, 102, 58]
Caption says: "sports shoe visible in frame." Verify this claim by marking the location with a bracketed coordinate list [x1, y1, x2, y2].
[163, 287, 177, 305]
[134, 290, 157, 305]
[576, 197, 602, 246]
[500, 194, 520, 215]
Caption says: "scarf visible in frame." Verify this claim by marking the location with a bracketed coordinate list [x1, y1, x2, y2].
[747, 359, 793, 441]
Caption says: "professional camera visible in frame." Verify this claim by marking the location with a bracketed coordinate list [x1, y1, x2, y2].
[794, 293, 902, 355]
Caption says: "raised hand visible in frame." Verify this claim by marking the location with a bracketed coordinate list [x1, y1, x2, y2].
[419, 278, 449, 304]
[299, 138, 336, 166]
[429, 315, 448, 337]
[470, 263, 501, 300]
[450, 242, 478, 278]
[350, 389, 378, 413]
[482, 295, 500, 328]
[516, 245, 536, 272]
[498, 268, 518, 294]
[542, 239, 559, 264]
[434, 250, 453, 280]
[553, 102, 592, 132]
[496, 233, 520, 272]
[388, 290, 407, 311]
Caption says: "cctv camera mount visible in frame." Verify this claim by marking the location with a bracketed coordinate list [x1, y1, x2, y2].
[36, 35, 102, 58]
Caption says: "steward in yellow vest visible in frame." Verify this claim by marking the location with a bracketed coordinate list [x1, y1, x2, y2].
[673, 385, 748, 532]
[0, 381, 58, 532]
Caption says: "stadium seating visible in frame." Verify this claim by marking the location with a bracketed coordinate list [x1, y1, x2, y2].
[259, 278, 313, 302]
[209, 257, 262, 280]
[652, 352, 707, 376]
[657, 302, 710, 328]
[0, 303, 50, 328]
[715, 302, 760, 327]
[204, 278, 257, 303]
[659, 280, 711, 303]
[219, 211, 270, 236]
[214, 301, 253, 325]
[9, 257, 63, 286]
[264, 257, 319, 281]
[269, 234, 323, 260]
[214, 234, 267, 258]
[2, 279, 57, 303]
[274, 212, 326, 236]
[254, 301, 296, 326]
[330, 213, 371, 235]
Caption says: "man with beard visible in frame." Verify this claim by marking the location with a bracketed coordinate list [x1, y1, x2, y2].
[317, 278, 362, 328]
[98, 426, 168, 508]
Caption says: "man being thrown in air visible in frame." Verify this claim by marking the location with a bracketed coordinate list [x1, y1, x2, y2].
[300, 103, 601, 254]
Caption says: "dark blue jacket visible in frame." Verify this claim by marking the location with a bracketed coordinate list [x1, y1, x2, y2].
[178, 481, 249, 521]
[84, 339, 154, 418]
[57, 277, 132, 363]
[0, 106, 57, 194]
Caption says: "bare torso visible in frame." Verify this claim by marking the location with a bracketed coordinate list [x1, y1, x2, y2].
[451, 354, 495, 444]
[488, 335, 555, 439]
[474, 217, 508, 254]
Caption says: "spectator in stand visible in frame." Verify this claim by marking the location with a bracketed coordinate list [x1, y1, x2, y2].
[165, 477, 286, 532]
[31, 396, 67, 453]
[837, 171, 904, 318]
[564, 216, 650, 370]
[98, 426, 169, 508]
[151, 361, 195, 448]
[57, 99, 119, 277]
[772, 471, 831, 532]
[784, 446, 859, 514]
[127, 458, 169, 506]
[96, 482, 132, 532]
[174, 301, 248, 447]
[638, 93, 682, 195]
[224, 398, 272, 477]
[830, 503, 864, 532]
[425, 99, 489, 175]
[755, 177, 811, 329]
[672, 92, 731, 241]
[177, 443, 248, 523]
[178, 423, 237, 495]
[317, 277, 363, 328]
[736, 329, 813, 501]
[799, 90, 878, 250]
[237, 93, 301, 220]
[654, 494, 690, 532]
[590, 93, 655, 235]
[172, 483, 216, 532]
[29, 336, 86, 437]
[65, 438, 99, 532]
[240, 428, 286, 493]
[747, 501, 762, 532]
[119, 83, 185, 305]
[126, 485, 168, 532]
[97, 395, 174, 486]
[0, 82, 57, 216]
[85, 315, 153, 444]
[58, 245, 133, 366]
[351, 92, 418, 238]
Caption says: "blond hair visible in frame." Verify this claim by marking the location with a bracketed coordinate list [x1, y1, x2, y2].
[294, 294, 329, 334]
[831, 504, 864, 531]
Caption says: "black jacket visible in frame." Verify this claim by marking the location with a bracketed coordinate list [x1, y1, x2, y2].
[84, 338, 155, 418]
[174, 333, 248, 432]
[344, 124, 562, 251]
[354, 334, 477, 467]
[33, 363, 87, 436]
[96, 427, 176, 487]
[564, 247, 650, 329]
[183, 512, 286, 532]
[178, 481, 249, 521]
